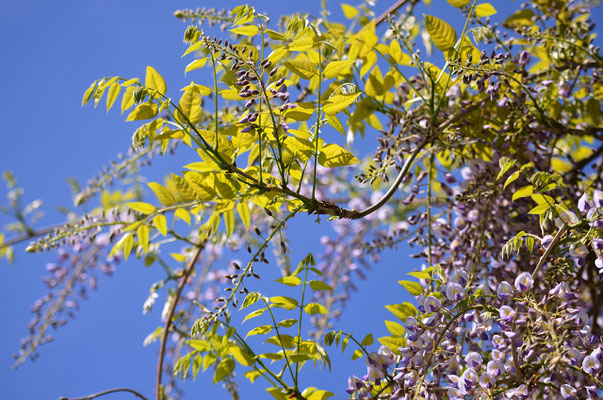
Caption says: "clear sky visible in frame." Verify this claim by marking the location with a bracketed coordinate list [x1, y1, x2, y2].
[1, 1, 599, 400]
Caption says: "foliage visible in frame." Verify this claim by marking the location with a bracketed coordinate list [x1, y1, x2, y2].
[2, 0, 602, 399]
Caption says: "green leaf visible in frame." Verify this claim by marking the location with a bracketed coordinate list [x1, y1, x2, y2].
[278, 319, 298, 328]
[385, 302, 418, 322]
[304, 303, 328, 314]
[276, 276, 302, 287]
[126, 202, 156, 214]
[176, 86, 203, 125]
[121, 86, 135, 113]
[242, 308, 266, 323]
[229, 25, 259, 37]
[236, 202, 251, 230]
[341, 3, 359, 19]
[504, 170, 520, 189]
[322, 92, 360, 115]
[503, 9, 535, 28]
[304, 388, 335, 400]
[424, 15, 458, 51]
[351, 349, 364, 360]
[106, 82, 121, 112]
[283, 60, 317, 79]
[241, 292, 261, 309]
[224, 209, 235, 238]
[229, 345, 255, 366]
[318, 144, 360, 167]
[185, 58, 208, 75]
[148, 182, 176, 207]
[325, 114, 345, 135]
[82, 82, 97, 106]
[385, 320, 405, 336]
[213, 358, 235, 383]
[192, 355, 202, 379]
[270, 296, 298, 310]
[126, 103, 158, 121]
[265, 334, 296, 348]
[398, 280, 423, 296]
[360, 333, 373, 346]
[188, 339, 211, 352]
[289, 35, 314, 52]
[145, 66, 167, 95]
[497, 157, 516, 180]
[246, 325, 273, 338]
[475, 3, 497, 17]
[512, 185, 533, 201]
[323, 60, 355, 79]
[407, 270, 430, 280]
[153, 214, 167, 236]
[309, 280, 333, 291]
[377, 336, 405, 355]
[447, 0, 470, 7]
[174, 208, 191, 225]
[136, 224, 149, 251]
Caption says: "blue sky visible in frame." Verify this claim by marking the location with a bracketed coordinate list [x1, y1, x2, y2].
[2, 1, 599, 399]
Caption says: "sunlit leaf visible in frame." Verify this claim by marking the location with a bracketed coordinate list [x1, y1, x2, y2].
[229, 25, 259, 37]
[106, 82, 121, 112]
[424, 15, 458, 51]
[126, 103, 158, 121]
[126, 202, 156, 215]
[148, 182, 176, 206]
[145, 66, 167, 95]
[318, 144, 360, 167]
[153, 214, 167, 236]
[323, 60, 355, 79]
[475, 3, 497, 17]
[213, 358, 235, 383]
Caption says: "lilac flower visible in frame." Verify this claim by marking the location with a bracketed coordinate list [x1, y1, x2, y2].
[541, 235, 553, 249]
[345, 375, 363, 394]
[578, 193, 592, 213]
[458, 368, 478, 392]
[593, 189, 603, 208]
[487, 359, 505, 377]
[478, 372, 495, 389]
[560, 384, 577, 400]
[423, 296, 441, 313]
[499, 305, 517, 323]
[582, 354, 601, 374]
[519, 50, 531, 68]
[446, 283, 464, 302]
[514, 384, 529, 399]
[497, 281, 514, 301]
[464, 352, 483, 369]
[514, 272, 533, 292]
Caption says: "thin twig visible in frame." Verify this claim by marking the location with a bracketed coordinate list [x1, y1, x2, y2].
[531, 225, 567, 278]
[155, 243, 205, 400]
[375, 0, 411, 26]
[60, 387, 148, 400]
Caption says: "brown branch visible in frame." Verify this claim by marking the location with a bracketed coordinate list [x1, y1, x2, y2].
[0, 224, 59, 250]
[531, 225, 567, 278]
[156, 243, 205, 400]
[376, 0, 412, 26]
[60, 387, 148, 400]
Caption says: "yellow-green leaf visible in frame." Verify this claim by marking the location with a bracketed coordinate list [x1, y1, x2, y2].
[106, 82, 121, 112]
[503, 170, 520, 189]
[224, 209, 235, 237]
[136, 224, 149, 251]
[153, 214, 167, 236]
[185, 58, 208, 75]
[322, 92, 361, 115]
[446, 0, 470, 7]
[229, 345, 255, 366]
[236, 202, 251, 230]
[475, 3, 497, 17]
[385, 302, 418, 322]
[145, 66, 167, 95]
[341, 3, 359, 19]
[424, 15, 458, 51]
[276, 276, 302, 287]
[148, 182, 176, 206]
[176, 86, 203, 125]
[304, 303, 328, 314]
[323, 60, 354, 79]
[270, 296, 298, 310]
[309, 280, 333, 291]
[246, 325, 273, 338]
[318, 144, 360, 167]
[121, 86, 135, 114]
[126, 103, 158, 121]
[512, 185, 533, 201]
[229, 25, 259, 37]
[288, 35, 314, 52]
[126, 202, 156, 215]
[174, 208, 191, 225]
[385, 320, 405, 336]
[243, 308, 266, 323]
[213, 358, 235, 383]
[82, 82, 97, 106]
[325, 114, 345, 135]
[398, 280, 423, 296]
